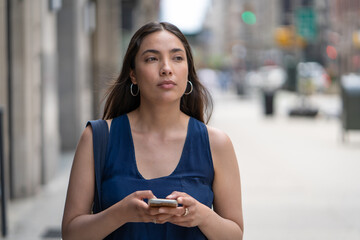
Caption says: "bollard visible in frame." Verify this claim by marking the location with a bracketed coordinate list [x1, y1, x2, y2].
[0, 108, 7, 236]
[263, 91, 274, 116]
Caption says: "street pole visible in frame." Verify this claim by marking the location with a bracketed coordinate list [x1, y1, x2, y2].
[0, 108, 7, 237]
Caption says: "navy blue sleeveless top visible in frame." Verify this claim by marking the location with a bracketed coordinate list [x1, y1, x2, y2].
[101, 115, 214, 239]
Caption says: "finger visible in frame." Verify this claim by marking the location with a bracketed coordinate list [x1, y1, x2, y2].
[148, 206, 163, 216]
[134, 190, 156, 200]
[167, 214, 191, 226]
[176, 196, 195, 207]
[149, 205, 184, 217]
[148, 212, 179, 224]
[166, 191, 187, 199]
[146, 209, 172, 223]
[158, 206, 184, 216]
[154, 213, 174, 223]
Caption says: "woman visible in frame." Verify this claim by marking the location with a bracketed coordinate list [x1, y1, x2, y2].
[62, 22, 243, 240]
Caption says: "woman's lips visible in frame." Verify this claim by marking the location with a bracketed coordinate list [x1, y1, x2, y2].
[158, 80, 176, 89]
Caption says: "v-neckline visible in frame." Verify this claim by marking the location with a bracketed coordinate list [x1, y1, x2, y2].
[124, 114, 191, 180]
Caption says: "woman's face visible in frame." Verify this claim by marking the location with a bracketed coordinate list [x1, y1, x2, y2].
[130, 30, 188, 104]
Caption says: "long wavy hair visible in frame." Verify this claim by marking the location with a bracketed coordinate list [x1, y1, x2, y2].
[102, 22, 213, 123]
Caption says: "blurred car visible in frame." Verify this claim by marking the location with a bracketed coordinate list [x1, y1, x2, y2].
[246, 65, 286, 91]
[296, 62, 330, 94]
[259, 65, 286, 91]
[244, 70, 262, 89]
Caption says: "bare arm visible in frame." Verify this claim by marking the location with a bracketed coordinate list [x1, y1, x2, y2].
[61, 126, 157, 240]
[199, 126, 244, 239]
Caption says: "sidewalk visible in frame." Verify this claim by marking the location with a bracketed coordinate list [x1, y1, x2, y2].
[5, 152, 73, 240]
[4, 90, 360, 239]
[211, 90, 360, 240]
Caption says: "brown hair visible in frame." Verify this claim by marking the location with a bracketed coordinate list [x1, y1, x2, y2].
[102, 22, 213, 123]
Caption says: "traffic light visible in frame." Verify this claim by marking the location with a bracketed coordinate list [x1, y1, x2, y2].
[274, 26, 306, 48]
[241, 11, 256, 25]
[326, 45, 337, 59]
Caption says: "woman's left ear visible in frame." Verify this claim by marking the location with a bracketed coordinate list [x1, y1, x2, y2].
[130, 70, 137, 84]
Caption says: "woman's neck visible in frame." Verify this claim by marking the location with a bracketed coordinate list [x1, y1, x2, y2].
[128, 102, 188, 135]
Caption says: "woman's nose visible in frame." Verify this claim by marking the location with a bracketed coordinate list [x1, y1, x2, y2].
[160, 61, 172, 76]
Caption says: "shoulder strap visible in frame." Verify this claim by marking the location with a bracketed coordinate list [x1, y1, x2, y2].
[86, 119, 109, 214]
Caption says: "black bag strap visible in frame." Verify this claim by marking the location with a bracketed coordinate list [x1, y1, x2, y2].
[86, 119, 109, 214]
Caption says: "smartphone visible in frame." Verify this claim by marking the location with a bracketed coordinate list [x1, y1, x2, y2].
[148, 198, 178, 208]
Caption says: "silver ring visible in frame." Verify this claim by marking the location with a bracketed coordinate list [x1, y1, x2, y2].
[183, 207, 189, 217]
[153, 219, 157, 224]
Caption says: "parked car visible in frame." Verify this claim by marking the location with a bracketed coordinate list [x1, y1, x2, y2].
[245, 65, 286, 91]
[296, 62, 330, 94]
[257, 65, 286, 91]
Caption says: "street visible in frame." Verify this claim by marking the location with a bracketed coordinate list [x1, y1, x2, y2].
[5, 90, 360, 240]
[211, 90, 360, 239]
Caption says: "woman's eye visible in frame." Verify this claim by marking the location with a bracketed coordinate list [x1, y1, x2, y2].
[174, 56, 184, 61]
[146, 57, 157, 62]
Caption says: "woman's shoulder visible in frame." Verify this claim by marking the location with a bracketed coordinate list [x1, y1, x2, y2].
[206, 125, 233, 152]
[206, 125, 238, 173]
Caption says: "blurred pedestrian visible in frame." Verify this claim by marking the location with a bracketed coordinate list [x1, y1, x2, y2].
[62, 21, 243, 240]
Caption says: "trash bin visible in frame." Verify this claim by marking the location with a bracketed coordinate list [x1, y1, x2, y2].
[263, 91, 275, 115]
[257, 65, 286, 116]
[341, 74, 360, 141]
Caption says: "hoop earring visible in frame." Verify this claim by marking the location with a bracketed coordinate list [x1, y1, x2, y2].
[184, 81, 193, 95]
[130, 83, 139, 96]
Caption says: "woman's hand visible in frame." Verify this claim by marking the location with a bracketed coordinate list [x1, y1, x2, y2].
[118, 190, 159, 223]
[155, 191, 211, 227]
[118, 190, 178, 224]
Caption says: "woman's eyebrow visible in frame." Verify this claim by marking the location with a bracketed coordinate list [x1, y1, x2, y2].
[141, 48, 185, 56]
[170, 48, 185, 53]
[141, 49, 159, 56]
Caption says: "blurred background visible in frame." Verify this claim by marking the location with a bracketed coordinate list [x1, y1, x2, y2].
[0, 0, 360, 239]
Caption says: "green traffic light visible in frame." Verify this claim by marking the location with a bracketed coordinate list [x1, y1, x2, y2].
[242, 11, 256, 25]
